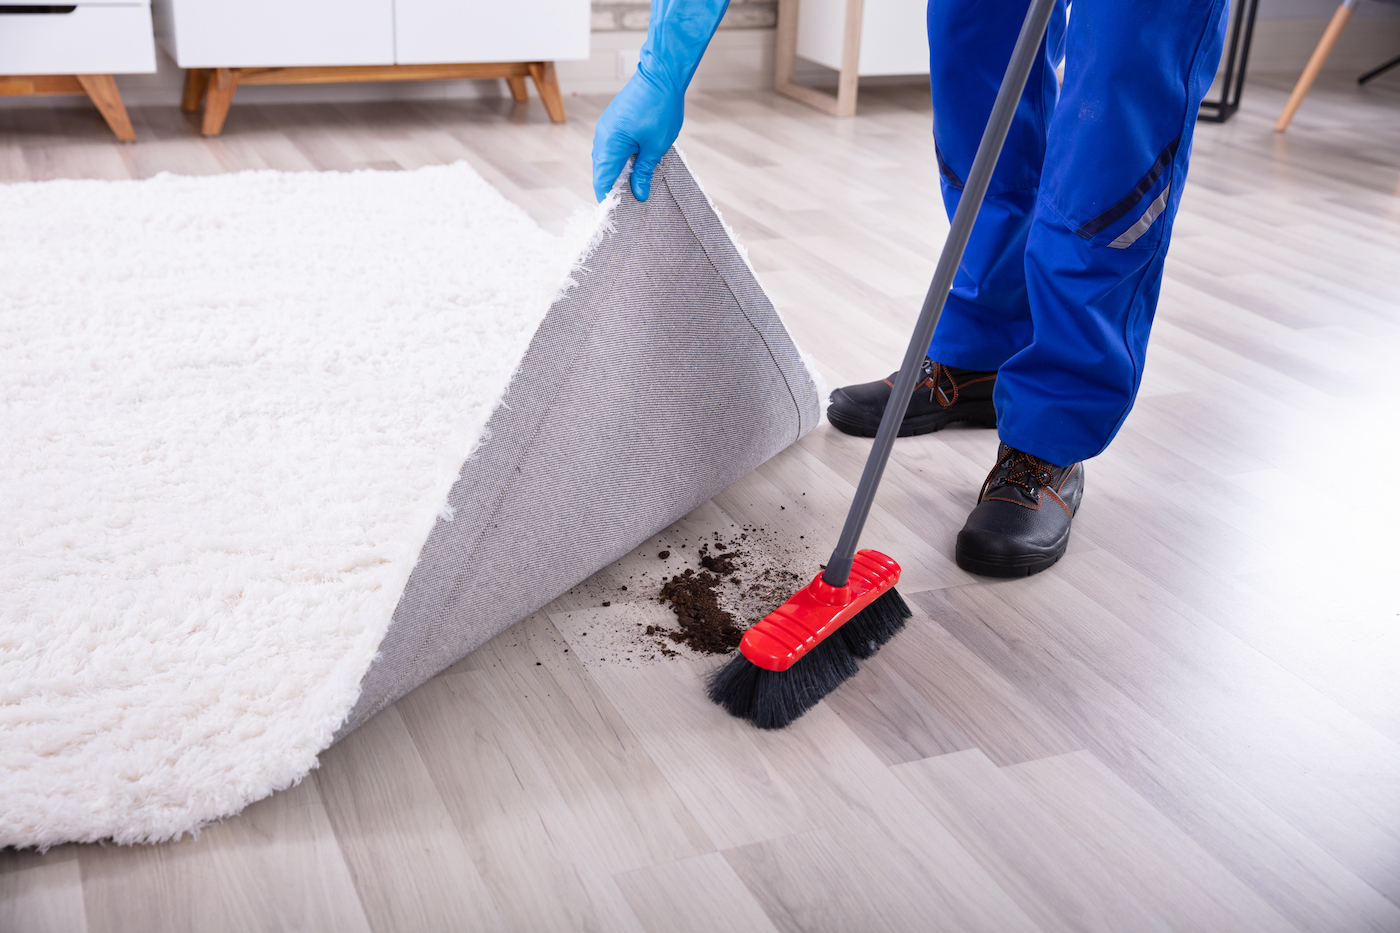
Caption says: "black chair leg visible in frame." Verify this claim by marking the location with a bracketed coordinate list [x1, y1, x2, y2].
[1358, 52, 1400, 85]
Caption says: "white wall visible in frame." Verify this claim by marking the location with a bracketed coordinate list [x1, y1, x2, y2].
[559, 28, 774, 96]
[1259, 0, 1398, 19]
[1247, 0, 1400, 73]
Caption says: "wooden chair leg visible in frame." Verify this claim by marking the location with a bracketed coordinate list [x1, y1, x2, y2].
[182, 68, 211, 113]
[505, 75, 529, 102]
[526, 61, 566, 122]
[201, 68, 240, 137]
[1275, 0, 1356, 131]
[74, 74, 136, 142]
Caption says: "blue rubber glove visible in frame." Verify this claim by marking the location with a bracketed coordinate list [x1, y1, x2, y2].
[592, 0, 730, 202]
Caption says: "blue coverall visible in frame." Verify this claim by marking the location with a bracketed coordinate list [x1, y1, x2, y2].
[928, 0, 1228, 465]
[593, 0, 1230, 467]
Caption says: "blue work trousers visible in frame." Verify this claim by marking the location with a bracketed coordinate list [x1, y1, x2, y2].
[926, 0, 1228, 466]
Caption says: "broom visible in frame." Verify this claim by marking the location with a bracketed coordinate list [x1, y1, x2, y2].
[708, 0, 1058, 729]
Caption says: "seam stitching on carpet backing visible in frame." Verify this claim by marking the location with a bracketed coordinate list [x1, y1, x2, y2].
[671, 147, 824, 434]
[660, 164, 808, 444]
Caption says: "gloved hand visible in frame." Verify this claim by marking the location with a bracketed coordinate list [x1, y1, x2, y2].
[592, 0, 731, 202]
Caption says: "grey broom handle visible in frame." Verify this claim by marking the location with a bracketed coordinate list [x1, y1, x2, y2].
[823, 0, 1056, 588]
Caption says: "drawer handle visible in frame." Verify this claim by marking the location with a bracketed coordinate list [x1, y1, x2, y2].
[0, 5, 78, 13]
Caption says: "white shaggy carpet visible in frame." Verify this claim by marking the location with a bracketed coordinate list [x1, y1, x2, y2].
[0, 164, 603, 848]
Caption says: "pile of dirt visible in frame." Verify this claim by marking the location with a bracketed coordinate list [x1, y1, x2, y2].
[656, 529, 818, 655]
[655, 534, 815, 655]
[658, 565, 743, 654]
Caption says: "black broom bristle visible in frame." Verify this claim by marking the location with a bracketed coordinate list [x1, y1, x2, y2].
[837, 586, 910, 659]
[706, 587, 912, 730]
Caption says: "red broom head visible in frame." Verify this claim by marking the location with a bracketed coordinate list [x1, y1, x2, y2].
[739, 549, 901, 672]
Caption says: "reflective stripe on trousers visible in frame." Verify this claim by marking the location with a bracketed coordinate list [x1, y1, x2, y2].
[924, 0, 1228, 466]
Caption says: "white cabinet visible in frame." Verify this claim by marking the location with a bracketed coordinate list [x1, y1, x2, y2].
[0, 2, 154, 141]
[156, 0, 395, 68]
[157, 0, 588, 69]
[795, 0, 927, 77]
[394, 0, 589, 65]
[157, 0, 588, 135]
[0, 3, 156, 74]
[775, 0, 928, 117]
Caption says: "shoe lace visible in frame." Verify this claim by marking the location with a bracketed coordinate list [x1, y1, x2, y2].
[990, 447, 1055, 496]
[924, 359, 993, 409]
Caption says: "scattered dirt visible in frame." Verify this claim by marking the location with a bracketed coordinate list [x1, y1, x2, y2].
[739, 563, 809, 616]
[556, 508, 821, 665]
[699, 545, 739, 577]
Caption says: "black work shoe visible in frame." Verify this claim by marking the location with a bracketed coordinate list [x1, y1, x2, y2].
[956, 443, 1084, 578]
[827, 358, 997, 438]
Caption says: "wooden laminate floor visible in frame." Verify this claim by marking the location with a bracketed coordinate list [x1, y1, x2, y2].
[3, 75, 1399, 933]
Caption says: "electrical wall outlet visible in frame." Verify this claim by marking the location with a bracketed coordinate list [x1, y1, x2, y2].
[616, 48, 641, 80]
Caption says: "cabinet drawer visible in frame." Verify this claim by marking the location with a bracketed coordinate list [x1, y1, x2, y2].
[394, 0, 588, 65]
[161, 0, 394, 68]
[0, 1, 147, 6]
[0, 5, 156, 74]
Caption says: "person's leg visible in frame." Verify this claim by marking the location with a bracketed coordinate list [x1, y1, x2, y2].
[956, 0, 1228, 577]
[924, 0, 1066, 373]
[993, 0, 1229, 467]
[826, 0, 1065, 439]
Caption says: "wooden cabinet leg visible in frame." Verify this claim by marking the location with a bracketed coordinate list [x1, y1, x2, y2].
[773, 0, 863, 117]
[202, 68, 240, 137]
[505, 75, 529, 102]
[182, 68, 211, 113]
[832, 0, 863, 118]
[526, 61, 566, 122]
[74, 74, 136, 142]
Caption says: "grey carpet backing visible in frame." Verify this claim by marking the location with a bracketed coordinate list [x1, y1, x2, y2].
[334, 151, 821, 739]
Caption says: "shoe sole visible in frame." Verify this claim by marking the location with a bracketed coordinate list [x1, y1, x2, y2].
[956, 485, 1082, 578]
[826, 401, 997, 438]
[954, 544, 1066, 578]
